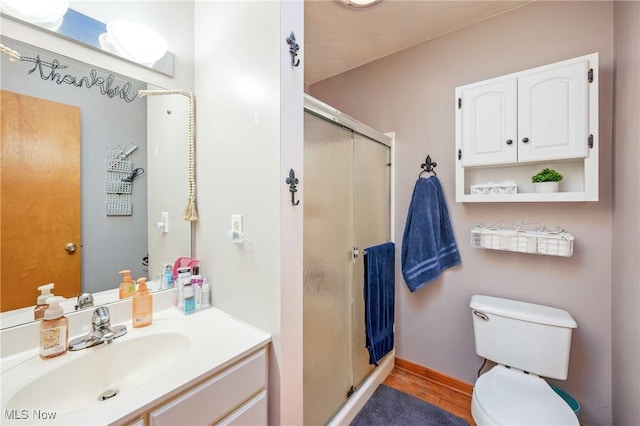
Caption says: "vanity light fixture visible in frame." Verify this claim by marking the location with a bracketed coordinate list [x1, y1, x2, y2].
[0, 0, 69, 30]
[340, 0, 385, 9]
[102, 21, 168, 67]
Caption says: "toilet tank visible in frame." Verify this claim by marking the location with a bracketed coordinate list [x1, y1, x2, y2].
[470, 295, 577, 380]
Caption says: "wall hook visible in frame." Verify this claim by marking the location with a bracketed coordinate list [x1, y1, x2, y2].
[419, 155, 437, 177]
[286, 32, 300, 67]
[286, 168, 300, 205]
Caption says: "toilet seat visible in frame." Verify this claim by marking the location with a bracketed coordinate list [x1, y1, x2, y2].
[472, 365, 579, 426]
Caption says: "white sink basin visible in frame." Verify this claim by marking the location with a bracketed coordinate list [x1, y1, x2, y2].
[6, 332, 189, 416]
[0, 302, 271, 426]
[0, 315, 208, 424]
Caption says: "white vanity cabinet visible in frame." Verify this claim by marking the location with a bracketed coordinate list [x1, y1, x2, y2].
[455, 53, 598, 202]
[148, 349, 267, 426]
[118, 348, 268, 426]
[0, 296, 271, 426]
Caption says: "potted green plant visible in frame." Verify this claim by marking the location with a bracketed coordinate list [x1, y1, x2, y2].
[531, 168, 563, 193]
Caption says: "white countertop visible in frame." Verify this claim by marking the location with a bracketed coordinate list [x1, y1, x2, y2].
[0, 291, 271, 425]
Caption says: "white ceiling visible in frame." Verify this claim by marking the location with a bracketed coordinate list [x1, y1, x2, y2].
[304, 0, 532, 85]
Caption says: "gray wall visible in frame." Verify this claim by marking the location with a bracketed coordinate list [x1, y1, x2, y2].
[1, 37, 148, 292]
[311, 2, 615, 425]
[612, 1, 640, 424]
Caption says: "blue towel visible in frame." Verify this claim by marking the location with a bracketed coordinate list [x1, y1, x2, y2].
[401, 176, 461, 292]
[364, 242, 395, 366]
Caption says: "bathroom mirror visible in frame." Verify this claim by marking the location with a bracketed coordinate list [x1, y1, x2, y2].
[0, 35, 191, 328]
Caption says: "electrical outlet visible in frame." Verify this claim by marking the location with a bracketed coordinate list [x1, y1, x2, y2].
[232, 215, 243, 233]
[161, 212, 169, 233]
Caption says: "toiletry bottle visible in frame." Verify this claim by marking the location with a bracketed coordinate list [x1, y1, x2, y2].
[118, 270, 136, 299]
[176, 266, 191, 310]
[34, 283, 55, 320]
[162, 263, 174, 289]
[132, 277, 153, 328]
[191, 266, 203, 310]
[201, 278, 210, 308]
[183, 282, 195, 314]
[39, 296, 68, 359]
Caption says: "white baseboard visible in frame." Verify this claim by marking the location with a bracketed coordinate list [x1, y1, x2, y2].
[327, 350, 395, 426]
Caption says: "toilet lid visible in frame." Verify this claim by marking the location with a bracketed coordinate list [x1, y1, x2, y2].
[473, 365, 579, 426]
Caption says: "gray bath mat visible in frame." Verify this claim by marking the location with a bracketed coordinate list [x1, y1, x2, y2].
[350, 384, 469, 426]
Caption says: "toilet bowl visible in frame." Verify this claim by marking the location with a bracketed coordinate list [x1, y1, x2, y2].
[469, 295, 580, 426]
[472, 365, 579, 426]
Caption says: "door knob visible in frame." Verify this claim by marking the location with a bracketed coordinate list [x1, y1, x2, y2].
[522, 137, 530, 143]
[65, 242, 77, 254]
[506, 139, 513, 145]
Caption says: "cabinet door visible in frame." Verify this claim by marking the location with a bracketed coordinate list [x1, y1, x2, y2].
[517, 60, 589, 163]
[149, 350, 266, 426]
[460, 78, 517, 167]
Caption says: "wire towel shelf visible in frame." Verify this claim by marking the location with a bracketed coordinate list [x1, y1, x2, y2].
[471, 219, 574, 257]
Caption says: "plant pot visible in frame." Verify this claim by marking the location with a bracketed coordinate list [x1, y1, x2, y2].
[534, 181, 560, 193]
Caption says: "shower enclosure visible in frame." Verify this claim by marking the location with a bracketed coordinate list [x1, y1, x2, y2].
[303, 95, 392, 425]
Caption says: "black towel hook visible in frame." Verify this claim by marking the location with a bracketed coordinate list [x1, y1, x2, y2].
[419, 155, 437, 177]
[286, 168, 300, 206]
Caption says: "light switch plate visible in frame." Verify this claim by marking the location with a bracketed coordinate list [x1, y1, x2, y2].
[232, 214, 243, 233]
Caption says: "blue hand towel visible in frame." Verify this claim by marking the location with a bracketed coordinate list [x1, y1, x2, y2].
[364, 242, 395, 366]
[401, 176, 461, 292]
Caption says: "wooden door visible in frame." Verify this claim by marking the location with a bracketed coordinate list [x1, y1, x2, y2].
[518, 59, 590, 163]
[459, 77, 518, 167]
[1, 90, 81, 312]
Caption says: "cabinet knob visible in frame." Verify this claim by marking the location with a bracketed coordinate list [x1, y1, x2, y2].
[506, 139, 513, 145]
[522, 137, 530, 143]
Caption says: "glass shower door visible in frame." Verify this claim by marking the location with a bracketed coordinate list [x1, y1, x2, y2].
[303, 112, 392, 425]
[303, 112, 354, 426]
[352, 132, 391, 388]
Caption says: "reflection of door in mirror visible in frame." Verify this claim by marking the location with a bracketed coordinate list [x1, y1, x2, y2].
[1, 90, 81, 312]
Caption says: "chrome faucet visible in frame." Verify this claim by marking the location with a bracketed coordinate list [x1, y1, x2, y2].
[69, 306, 127, 351]
[75, 292, 94, 310]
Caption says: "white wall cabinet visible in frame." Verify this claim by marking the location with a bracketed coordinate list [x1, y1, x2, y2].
[455, 53, 598, 202]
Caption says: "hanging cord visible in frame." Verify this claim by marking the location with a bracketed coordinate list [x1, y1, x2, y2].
[477, 358, 487, 377]
[0, 43, 22, 62]
[138, 89, 198, 222]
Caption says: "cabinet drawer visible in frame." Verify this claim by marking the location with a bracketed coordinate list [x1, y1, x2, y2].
[149, 349, 266, 426]
[217, 390, 267, 425]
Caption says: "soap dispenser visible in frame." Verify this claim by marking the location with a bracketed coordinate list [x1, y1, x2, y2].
[39, 296, 68, 359]
[34, 283, 55, 320]
[132, 277, 153, 328]
[118, 270, 136, 299]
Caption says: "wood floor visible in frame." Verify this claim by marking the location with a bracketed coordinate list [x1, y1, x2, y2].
[382, 358, 476, 425]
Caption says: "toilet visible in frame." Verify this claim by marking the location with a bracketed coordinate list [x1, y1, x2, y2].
[469, 295, 579, 426]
